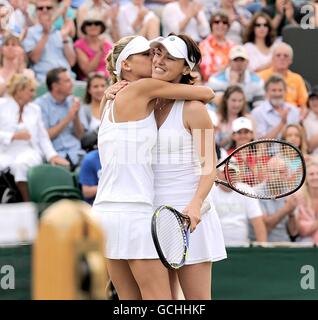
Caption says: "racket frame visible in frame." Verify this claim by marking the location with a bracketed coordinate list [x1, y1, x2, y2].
[216, 139, 306, 199]
[151, 205, 190, 270]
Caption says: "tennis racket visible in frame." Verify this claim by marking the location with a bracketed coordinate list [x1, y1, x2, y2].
[151, 201, 211, 270]
[216, 139, 306, 199]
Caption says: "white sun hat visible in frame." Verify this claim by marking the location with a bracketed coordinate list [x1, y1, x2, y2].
[150, 35, 196, 70]
[114, 36, 151, 77]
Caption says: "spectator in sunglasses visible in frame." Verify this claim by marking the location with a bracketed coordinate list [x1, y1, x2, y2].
[243, 12, 277, 72]
[199, 11, 234, 82]
[23, 0, 76, 83]
[209, 0, 252, 44]
[74, 15, 112, 80]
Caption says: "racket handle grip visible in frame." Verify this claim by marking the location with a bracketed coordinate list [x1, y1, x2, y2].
[201, 200, 211, 214]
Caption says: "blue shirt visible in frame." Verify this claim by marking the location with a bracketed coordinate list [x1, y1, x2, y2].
[79, 150, 101, 204]
[35, 93, 88, 165]
[23, 24, 75, 83]
[251, 100, 300, 138]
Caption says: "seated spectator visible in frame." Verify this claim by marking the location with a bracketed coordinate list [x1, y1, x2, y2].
[82, 72, 108, 131]
[199, 11, 234, 82]
[0, 33, 35, 97]
[79, 149, 101, 205]
[258, 42, 308, 115]
[257, 156, 299, 242]
[161, 0, 210, 43]
[0, 74, 68, 201]
[262, 0, 301, 37]
[228, 116, 254, 153]
[211, 160, 267, 247]
[210, 0, 252, 44]
[112, 0, 160, 41]
[295, 157, 318, 245]
[303, 86, 318, 155]
[243, 12, 276, 72]
[251, 75, 300, 139]
[23, 0, 76, 83]
[81, 72, 108, 152]
[215, 85, 253, 150]
[74, 15, 112, 80]
[76, 0, 111, 40]
[208, 45, 265, 110]
[34, 67, 88, 170]
[281, 123, 308, 157]
[228, 117, 266, 186]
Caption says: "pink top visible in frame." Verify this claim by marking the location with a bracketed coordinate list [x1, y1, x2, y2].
[295, 193, 318, 245]
[74, 38, 112, 80]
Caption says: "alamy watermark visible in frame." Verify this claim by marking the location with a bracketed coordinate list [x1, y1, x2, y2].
[0, 265, 15, 290]
[300, 4, 317, 29]
[300, 265, 316, 290]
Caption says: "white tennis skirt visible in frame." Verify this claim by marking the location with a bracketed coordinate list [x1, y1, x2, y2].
[92, 203, 227, 263]
[172, 203, 227, 265]
[92, 205, 158, 260]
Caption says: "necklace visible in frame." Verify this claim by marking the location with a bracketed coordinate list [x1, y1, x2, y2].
[156, 98, 169, 111]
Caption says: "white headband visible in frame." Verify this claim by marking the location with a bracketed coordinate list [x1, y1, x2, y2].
[150, 35, 196, 70]
[113, 36, 151, 77]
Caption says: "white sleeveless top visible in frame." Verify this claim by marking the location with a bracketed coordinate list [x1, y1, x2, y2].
[153, 100, 202, 207]
[93, 101, 157, 212]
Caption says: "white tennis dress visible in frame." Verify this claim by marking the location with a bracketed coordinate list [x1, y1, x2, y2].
[92, 101, 159, 259]
[153, 100, 227, 264]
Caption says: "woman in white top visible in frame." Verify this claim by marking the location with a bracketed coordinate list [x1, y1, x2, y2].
[150, 34, 227, 299]
[92, 35, 214, 300]
[0, 74, 68, 201]
[243, 12, 276, 72]
[161, 0, 210, 43]
[82, 72, 108, 131]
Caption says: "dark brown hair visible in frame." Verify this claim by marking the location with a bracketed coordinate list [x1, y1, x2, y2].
[84, 72, 108, 104]
[219, 85, 248, 123]
[169, 33, 202, 85]
[46, 67, 68, 91]
[244, 12, 276, 47]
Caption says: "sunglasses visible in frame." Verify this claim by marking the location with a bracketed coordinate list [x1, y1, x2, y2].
[255, 23, 269, 28]
[85, 21, 102, 27]
[213, 19, 229, 25]
[36, 6, 53, 11]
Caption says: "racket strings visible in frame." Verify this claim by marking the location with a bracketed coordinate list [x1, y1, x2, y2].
[226, 142, 304, 198]
[156, 208, 187, 267]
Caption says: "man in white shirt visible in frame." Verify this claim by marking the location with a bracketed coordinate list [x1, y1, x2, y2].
[211, 162, 267, 246]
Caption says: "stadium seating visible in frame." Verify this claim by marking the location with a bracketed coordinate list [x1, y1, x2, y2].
[27, 164, 82, 204]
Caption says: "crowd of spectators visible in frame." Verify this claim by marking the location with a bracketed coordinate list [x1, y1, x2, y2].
[0, 0, 317, 246]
